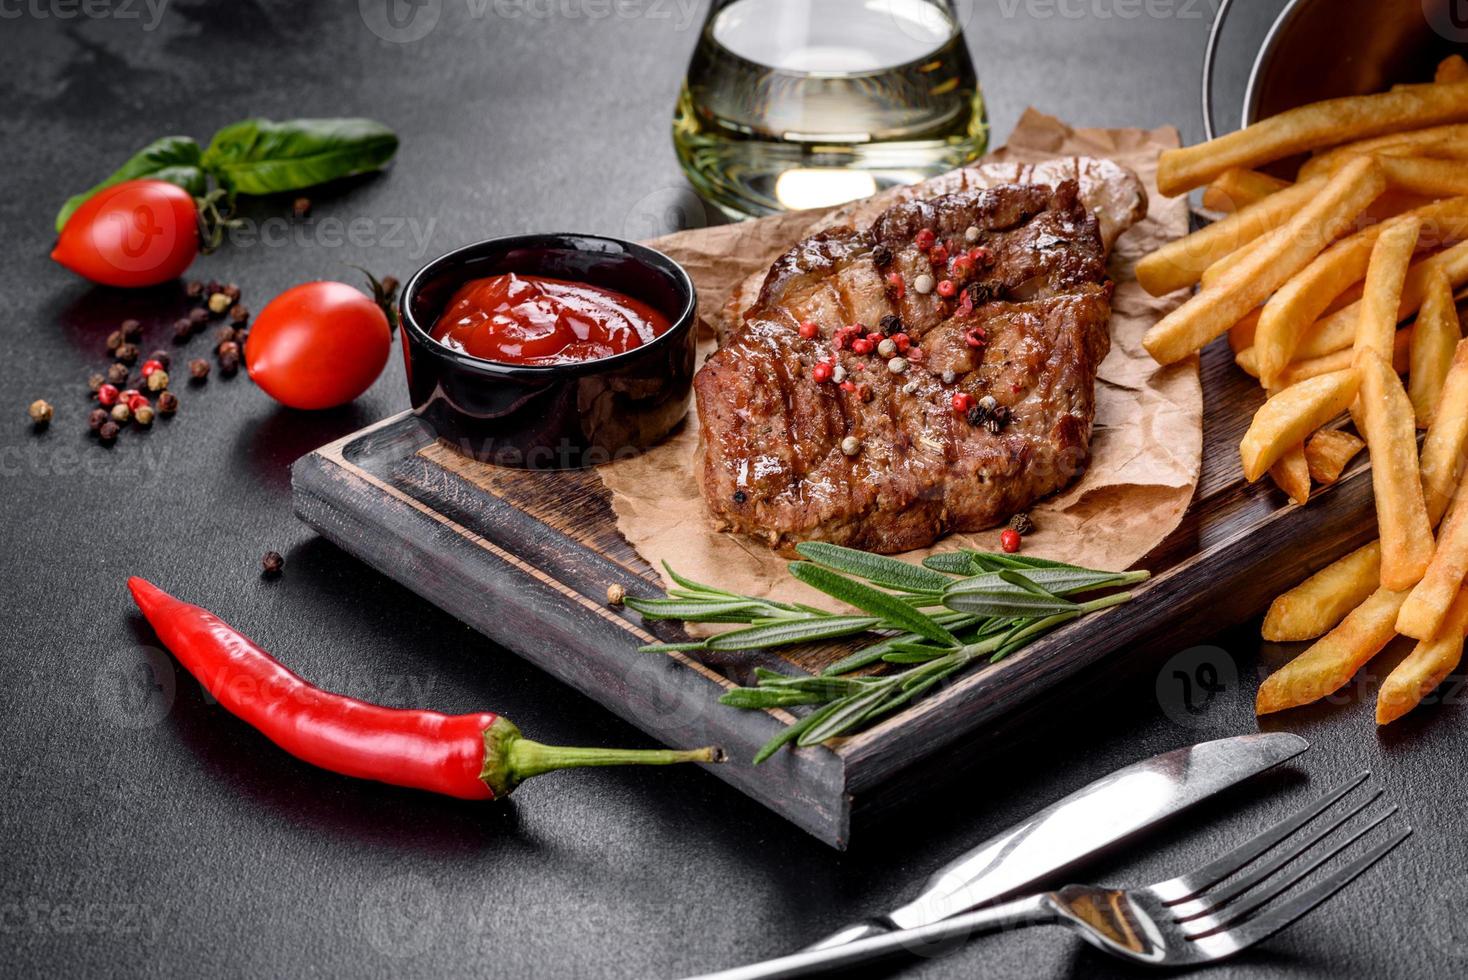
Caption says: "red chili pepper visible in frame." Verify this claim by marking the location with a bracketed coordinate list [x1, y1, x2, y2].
[127, 578, 721, 800]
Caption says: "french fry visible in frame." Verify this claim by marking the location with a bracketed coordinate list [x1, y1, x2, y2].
[1355, 218, 1422, 361]
[1255, 585, 1408, 714]
[1159, 82, 1468, 196]
[1439, 54, 1468, 85]
[1301, 123, 1468, 180]
[1275, 326, 1411, 388]
[1239, 368, 1360, 481]
[1144, 158, 1386, 366]
[1305, 428, 1366, 485]
[1255, 234, 1376, 386]
[1397, 471, 1468, 639]
[1137, 178, 1326, 297]
[1229, 308, 1260, 354]
[1199, 225, 1291, 291]
[1268, 443, 1311, 505]
[1355, 349, 1434, 589]
[1421, 341, 1468, 522]
[1408, 267, 1461, 426]
[1263, 541, 1382, 642]
[1202, 168, 1292, 213]
[1294, 238, 1468, 360]
[1380, 155, 1468, 197]
[1234, 345, 1260, 378]
[1377, 586, 1468, 724]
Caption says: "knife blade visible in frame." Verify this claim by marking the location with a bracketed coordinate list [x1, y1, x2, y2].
[805, 732, 1308, 951]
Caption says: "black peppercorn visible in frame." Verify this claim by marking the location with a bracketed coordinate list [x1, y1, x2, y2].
[28, 399, 53, 425]
[215, 326, 238, 346]
[148, 350, 170, 370]
[114, 343, 139, 364]
[871, 243, 893, 267]
[223, 283, 242, 303]
[173, 318, 193, 342]
[157, 391, 179, 415]
[218, 351, 240, 376]
[87, 372, 105, 392]
[106, 330, 124, 352]
[217, 340, 240, 359]
[186, 280, 205, 299]
[261, 551, 285, 576]
[188, 358, 210, 381]
[732, 490, 747, 504]
[98, 420, 120, 443]
[228, 304, 249, 325]
[106, 363, 130, 386]
[88, 407, 109, 432]
[188, 307, 209, 327]
[1007, 512, 1035, 535]
[879, 314, 902, 335]
[121, 318, 142, 341]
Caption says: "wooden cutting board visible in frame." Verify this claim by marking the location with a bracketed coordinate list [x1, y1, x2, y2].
[291, 338, 1376, 848]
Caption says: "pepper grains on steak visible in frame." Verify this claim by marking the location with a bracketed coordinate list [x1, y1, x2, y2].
[695, 174, 1138, 555]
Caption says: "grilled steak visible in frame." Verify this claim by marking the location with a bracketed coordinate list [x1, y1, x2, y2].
[696, 163, 1147, 554]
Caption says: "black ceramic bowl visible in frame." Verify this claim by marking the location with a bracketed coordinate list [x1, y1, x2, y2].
[400, 234, 697, 469]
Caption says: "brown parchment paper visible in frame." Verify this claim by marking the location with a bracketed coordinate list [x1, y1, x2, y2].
[599, 110, 1202, 610]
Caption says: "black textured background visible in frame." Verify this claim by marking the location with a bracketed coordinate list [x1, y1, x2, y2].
[4, 2, 1465, 978]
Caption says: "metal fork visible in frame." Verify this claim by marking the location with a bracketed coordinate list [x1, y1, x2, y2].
[687, 773, 1409, 979]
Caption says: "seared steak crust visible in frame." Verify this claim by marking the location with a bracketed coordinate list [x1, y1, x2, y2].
[696, 179, 1119, 554]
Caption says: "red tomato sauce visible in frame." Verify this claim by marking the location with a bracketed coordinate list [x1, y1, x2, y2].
[430, 273, 671, 366]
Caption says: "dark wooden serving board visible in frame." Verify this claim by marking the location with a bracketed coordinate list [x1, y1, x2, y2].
[291, 338, 1378, 848]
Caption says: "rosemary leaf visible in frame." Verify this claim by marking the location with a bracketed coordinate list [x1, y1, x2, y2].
[789, 562, 960, 646]
[623, 597, 768, 621]
[636, 641, 709, 654]
[704, 615, 883, 651]
[797, 685, 896, 745]
[753, 701, 841, 764]
[922, 552, 982, 575]
[718, 687, 827, 709]
[941, 589, 1079, 618]
[819, 612, 982, 676]
[795, 541, 955, 594]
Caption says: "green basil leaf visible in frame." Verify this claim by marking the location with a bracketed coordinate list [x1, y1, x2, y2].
[201, 118, 399, 195]
[789, 562, 960, 646]
[794, 542, 954, 593]
[55, 136, 205, 232]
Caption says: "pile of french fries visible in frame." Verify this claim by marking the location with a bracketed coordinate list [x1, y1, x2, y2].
[1142, 54, 1468, 725]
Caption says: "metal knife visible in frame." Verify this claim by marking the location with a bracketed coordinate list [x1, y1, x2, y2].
[805, 732, 1308, 951]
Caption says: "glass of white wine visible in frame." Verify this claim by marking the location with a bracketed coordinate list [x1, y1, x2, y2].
[674, 0, 988, 220]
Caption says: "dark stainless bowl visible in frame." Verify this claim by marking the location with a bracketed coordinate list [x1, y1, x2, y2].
[1204, 0, 1464, 138]
[400, 234, 697, 469]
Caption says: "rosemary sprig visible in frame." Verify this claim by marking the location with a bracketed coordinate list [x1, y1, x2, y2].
[625, 544, 1148, 762]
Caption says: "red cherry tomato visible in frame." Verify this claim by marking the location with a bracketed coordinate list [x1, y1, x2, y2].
[51, 180, 198, 288]
[245, 281, 391, 410]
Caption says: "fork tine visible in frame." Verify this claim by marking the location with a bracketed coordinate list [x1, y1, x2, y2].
[1157, 772, 1371, 903]
[1184, 805, 1397, 935]
[1168, 788, 1383, 921]
[1190, 825, 1412, 960]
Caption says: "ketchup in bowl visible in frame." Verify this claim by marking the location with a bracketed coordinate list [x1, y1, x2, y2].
[431, 273, 672, 366]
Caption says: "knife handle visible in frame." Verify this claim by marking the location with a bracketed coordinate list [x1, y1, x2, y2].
[799, 920, 894, 952]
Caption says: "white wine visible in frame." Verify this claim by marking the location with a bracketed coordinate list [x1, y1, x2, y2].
[674, 0, 987, 219]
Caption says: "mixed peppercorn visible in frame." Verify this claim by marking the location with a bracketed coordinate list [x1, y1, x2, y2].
[31, 280, 253, 445]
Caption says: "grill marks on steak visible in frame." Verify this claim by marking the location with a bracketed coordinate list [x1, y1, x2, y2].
[696, 179, 1117, 554]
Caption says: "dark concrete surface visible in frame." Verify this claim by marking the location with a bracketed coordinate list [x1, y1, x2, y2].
[3, 2, 1464, 977]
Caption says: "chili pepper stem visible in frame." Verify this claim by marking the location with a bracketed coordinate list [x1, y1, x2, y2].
[480, 718, 723, 798]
